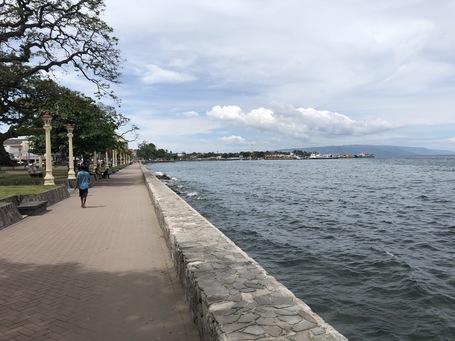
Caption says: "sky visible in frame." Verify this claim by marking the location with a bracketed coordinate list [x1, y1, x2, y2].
[65, 0, 455, 153]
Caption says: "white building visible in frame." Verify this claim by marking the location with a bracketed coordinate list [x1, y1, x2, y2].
[3, 137, 40, 164]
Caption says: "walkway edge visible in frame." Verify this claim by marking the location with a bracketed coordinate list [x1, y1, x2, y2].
[141, 165, 348, 341]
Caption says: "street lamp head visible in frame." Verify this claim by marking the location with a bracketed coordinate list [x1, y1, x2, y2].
[42, 112, 53, 125]
[67, 123, 74, 133]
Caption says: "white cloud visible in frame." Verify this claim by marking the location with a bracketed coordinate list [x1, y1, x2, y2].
[206, 106, 247, 122]
[218, 135, 247, 144]
[183, 111, 199, 117]
[132, 114, 220, 138]
[65, 0, 455, 152]
[141, 64, 197, 85]
[207, 104, 395, 141]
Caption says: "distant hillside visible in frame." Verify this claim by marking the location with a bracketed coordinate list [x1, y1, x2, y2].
[284, 145, 455, 157]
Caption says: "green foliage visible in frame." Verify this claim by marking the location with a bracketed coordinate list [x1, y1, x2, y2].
[0, 0, 121, 99]
[28, 85, 130, 158]
[136, 141, 157, 160]
[293, 150, 311, 157]
[137, 141, 177, 161]
[0, 0, 124, 165]
[0, 185, 60, 199]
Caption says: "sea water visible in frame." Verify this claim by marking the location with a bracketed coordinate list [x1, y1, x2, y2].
[146, 157, 455, 341]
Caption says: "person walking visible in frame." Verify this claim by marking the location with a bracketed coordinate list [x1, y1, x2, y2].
[75, 166, 91, 208]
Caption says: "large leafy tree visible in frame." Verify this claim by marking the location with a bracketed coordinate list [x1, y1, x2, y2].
[136, 141, 157, 161]
[0, 0, 122, 165]
[29, 85, 130, 159]
[137, 141, 177, 161]
[0, 0, 121, 96]
[0, 70, 64, 164]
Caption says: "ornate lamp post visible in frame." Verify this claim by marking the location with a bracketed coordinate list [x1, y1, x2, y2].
[42, 112, 55, 185]
[67, 124, 76, 180]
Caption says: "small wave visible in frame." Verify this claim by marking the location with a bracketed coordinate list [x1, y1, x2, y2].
[186, 191, 198, 197]
[409, 242, 441, 252]
[385, 250, 395, 257]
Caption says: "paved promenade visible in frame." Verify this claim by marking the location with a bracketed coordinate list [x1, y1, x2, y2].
[0, 164, 199, 341]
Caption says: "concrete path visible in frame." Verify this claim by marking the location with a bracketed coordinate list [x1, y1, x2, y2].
[0, 164, 200, 341]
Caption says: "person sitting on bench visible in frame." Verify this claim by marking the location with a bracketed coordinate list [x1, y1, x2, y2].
[28, 164, 44, 178]
[94, 166, 101, 179]
[28, 163, 37, 173]
[102, 168, 110, 179]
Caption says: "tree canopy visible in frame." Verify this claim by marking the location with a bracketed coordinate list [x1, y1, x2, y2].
[136, 142, 156, 161]
[0, 0, 125, 165]
[29, 85, 131, 159]
[136, 141, 176, 161]
[0, 0, 121, 98]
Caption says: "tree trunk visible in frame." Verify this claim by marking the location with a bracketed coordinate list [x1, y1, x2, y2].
[0, 143, 12, 166]
[0, 131, 15, 166]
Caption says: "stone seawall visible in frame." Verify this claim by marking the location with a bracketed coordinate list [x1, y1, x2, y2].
[141, 165, 348, 341]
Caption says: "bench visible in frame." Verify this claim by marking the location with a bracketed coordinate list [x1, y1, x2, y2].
[101, 168, 112, 179]
[89, 171, 100, 181]
[17, 200, 48, 216]
[29, 171, 44, 178]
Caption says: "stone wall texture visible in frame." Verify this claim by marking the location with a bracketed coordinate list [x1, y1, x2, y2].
[141, 165, 348, 341]
[0, 186, 70, 228]
[1, 186, 70, 207]
[0, 202, 23, 230]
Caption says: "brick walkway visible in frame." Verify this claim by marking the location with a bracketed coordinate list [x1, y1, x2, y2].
[0, 164, 199, 341]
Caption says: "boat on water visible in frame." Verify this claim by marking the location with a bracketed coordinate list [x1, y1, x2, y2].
[309, 152, 339, 159]
[354, 152, 374, 158]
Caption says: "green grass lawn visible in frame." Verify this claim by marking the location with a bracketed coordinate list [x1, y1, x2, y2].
[0, 166, 68, 199]
[0, 164, 123, 199]
[0, 185, 61, 199]
[0, 166, 69, 181]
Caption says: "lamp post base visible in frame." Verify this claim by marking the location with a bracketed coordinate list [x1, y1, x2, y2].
[44, 173, 55, 185]
[67, 170, 76, 180]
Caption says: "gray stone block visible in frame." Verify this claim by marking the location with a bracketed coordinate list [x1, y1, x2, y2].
[17, 200, 48, 216]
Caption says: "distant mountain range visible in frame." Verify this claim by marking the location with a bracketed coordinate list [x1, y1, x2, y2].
[283, 144, 455, 157]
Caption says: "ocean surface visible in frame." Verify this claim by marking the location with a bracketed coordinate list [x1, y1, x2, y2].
[146, 157, 455, 341]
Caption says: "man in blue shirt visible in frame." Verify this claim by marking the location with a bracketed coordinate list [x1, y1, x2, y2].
[75, 166, 91, 208]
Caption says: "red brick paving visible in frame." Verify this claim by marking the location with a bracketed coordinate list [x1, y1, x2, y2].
[0, 164, 199, 341]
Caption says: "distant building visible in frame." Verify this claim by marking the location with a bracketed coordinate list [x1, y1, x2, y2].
[3, 137, 40, 163]
[264, 153, 292, 160]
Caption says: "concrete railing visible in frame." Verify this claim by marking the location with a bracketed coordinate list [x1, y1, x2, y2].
[141, 165, 348, 341]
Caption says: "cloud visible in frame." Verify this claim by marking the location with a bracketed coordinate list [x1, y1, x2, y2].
[141, 64, 197, 85]
[375, 60, 455, 94]
[183, 111, 199, 117]
[218, 135, 247, 145]
[75, 0, 455, 153]
[207, 104, 395, 141]
[131, 114, 220, 139]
